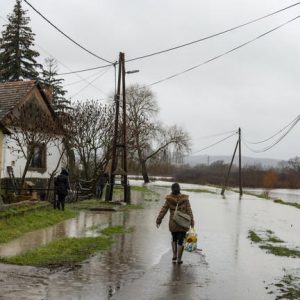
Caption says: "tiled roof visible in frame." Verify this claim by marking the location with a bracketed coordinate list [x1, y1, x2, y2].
[0, 80, 36, 121]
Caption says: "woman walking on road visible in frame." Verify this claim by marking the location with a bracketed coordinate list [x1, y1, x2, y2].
[156, 183, 194, 264]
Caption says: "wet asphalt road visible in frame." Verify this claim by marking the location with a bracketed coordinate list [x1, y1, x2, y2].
[0, 182, 299, 299]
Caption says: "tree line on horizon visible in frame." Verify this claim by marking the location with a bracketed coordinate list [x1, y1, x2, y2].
[143, 158, 300, 189]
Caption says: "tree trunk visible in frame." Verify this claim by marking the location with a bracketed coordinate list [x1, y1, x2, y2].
[19, 150, 34, 194]
[46, 147, 66, 201]
[64, 138, 75, 180]
[140, 159, 150, 183]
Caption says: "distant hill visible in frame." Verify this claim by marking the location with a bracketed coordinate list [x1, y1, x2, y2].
[184, 155, 285, 169]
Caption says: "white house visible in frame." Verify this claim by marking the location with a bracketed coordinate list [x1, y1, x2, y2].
[0, 80, 65, 193]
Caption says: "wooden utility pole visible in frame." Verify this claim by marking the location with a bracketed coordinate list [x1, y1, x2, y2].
[221, 128, 243, 196]
[107, 52, 130, 203]
[238, 127, 243, 196]
[221, 139, 239, 196]
[121, 53, 129, 202]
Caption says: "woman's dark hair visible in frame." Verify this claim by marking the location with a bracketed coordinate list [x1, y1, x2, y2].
[171, 183, 181, 195]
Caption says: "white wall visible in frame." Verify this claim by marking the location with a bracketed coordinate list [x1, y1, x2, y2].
[0, 134, 65, 179]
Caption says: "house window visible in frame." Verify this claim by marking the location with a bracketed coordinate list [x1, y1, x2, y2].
[29, 144, 46, 170]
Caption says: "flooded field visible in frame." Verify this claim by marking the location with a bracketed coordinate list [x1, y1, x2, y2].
[0, 182, 299, 299]
[244, 187, 300, 204]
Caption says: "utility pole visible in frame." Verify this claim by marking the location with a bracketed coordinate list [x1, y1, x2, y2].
[221, 128, 243, 196]
[221, 139, 239, 196]
[107, 52, 130, 203]
[121, 53, 129, 203]
[238, 127, 243, 196]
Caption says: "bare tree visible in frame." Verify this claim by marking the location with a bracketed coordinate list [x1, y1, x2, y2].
[5, 100, 59, 191]
[126, 84, 190, 183]
[288, 156, 300, 172]
[69, 100, 114, 180]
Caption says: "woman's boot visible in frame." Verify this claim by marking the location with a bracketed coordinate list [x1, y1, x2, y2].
[177, 245, 184, 264]
[171, 242, 177, 262]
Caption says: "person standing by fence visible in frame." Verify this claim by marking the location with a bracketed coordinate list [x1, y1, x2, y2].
[54, 168, 70, 211]
[96, 173, 108, 199]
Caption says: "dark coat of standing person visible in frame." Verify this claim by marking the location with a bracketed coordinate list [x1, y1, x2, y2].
[54, 168, 70, 211]
[96, 173, 108, 199]
[156, 183, 194, 264]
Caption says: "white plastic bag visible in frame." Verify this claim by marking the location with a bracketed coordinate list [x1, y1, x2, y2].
[184, 228, 198, 252]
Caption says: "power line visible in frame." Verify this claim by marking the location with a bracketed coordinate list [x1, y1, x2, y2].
[64, 70, 106, 87]
[242, 116, 300, 153]
[55, 2, 300, 75]
[147, 16, 300, 87]
[58, 62, 113, 76]
[23, 0, 114, 64]
[33, 43, 113, 96]
[192, 132, 237, 154]
[194, 130, 237, 140]
[244, 114, 300, 144]
[69, 68, 111, 99]
[126, 2, 300, 63]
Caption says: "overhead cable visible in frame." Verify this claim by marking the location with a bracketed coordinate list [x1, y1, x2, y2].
[23, 0, 113, 64]
[55, 2, 300, 75]
[242, 116, 300, 153]
[64, 70, 106, 87]
[194, 130, 237, 140]
[58, 62, 113, 76]
[126, 2, 300, 63]
[244, 114, 300, 144]
[192, 132, 237, 154]
[147, 16, 300, 87]
[69, 68, 112, 99]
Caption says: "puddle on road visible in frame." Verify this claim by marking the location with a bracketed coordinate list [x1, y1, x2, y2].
[0, 189, 152, 257]
[0, 211, 112, 257]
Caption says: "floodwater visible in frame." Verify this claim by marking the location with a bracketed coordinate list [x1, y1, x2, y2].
[0, 182, 299, 300]
[0, 190, 148, 257]
[245, 187, 300, 204]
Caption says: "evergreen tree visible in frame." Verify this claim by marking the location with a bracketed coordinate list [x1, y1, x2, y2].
[0, 0, 42, 82]
[42, 57, 71, 112]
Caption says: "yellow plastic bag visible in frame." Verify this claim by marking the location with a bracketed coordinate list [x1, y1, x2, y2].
[184, 228, 198, 252]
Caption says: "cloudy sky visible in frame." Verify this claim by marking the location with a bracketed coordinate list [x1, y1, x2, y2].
[1, 0, 300, 160]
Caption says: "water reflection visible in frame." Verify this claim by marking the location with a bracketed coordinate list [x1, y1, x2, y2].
[0, 188, 153, 258]
[0, 211, 114, 257]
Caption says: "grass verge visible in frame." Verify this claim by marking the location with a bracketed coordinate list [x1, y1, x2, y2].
[182, 188, 217, 194]
[0, 226, 132, 267]
[0, 208, 77, 244]
[273, 199, 300, 210]
[0, 236, 113, 267]
[0, 202, 50, 219]
[259, 245, 300, 258]
[248, 229, 299, 258]
[270, 272, 300, 300]
[248, 230, 263, 243]
[68, 199, 117, 210]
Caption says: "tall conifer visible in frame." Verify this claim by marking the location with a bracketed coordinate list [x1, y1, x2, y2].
[0, 0, 41, 82]
[42, 57, 71, 112]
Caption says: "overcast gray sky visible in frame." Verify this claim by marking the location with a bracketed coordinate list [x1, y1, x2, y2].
[1, 0, 300, 160]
